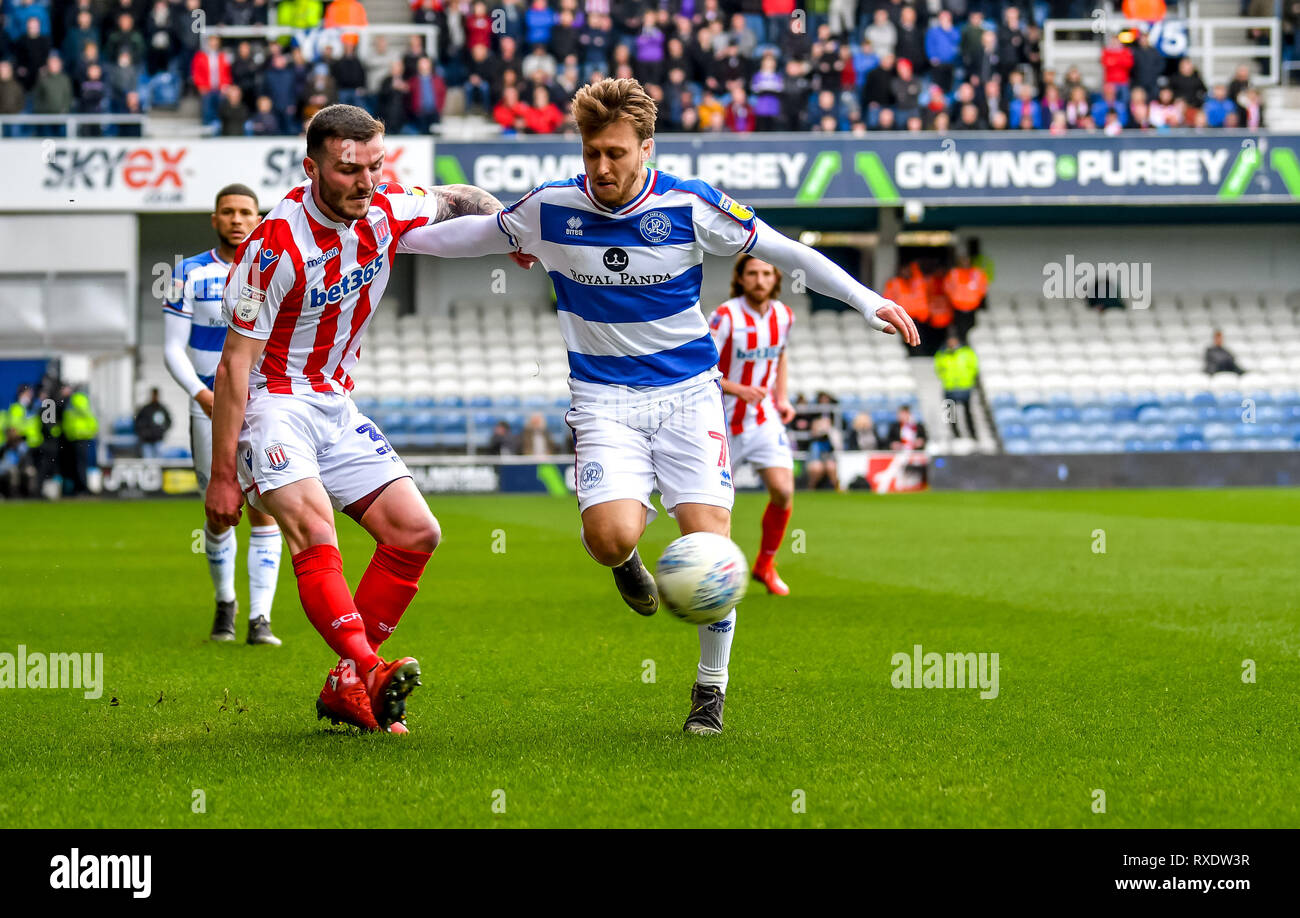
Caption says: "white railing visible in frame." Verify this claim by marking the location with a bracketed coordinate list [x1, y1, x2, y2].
[202, 24, 440, 63]
[1043, 17, 1282, 87]
[0, 113, 153, 136]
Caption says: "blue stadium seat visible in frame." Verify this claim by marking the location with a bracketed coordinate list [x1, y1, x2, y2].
[1174, 424, 1203, 439]
[1265, 438, 1293, 451]
[991, 392, 1018, 409]
[380, 396, 405, 409]
[494, 395, 520, 408]
[1094, 439, 1123, 453]
[1053, 406, 1081, 423]
[1136, 405, 1166, 423]
[161, 446, 191, 460]
[438, 413, 466, 434]
[1035, 439, 1064, 453]
[409, 412, 437, 432]
[1208, 438, 1237, 451]
[1003, 439, 1032, 454]
[521, 395, 548, 408]
[379, 412, 409, 434]
[354, 397, 379, 414]
[1029, 423, 1056, 440]
[1080, 404, 1110, 423]
[1124, 438, 1150, 452]
[1165, 405, 1198, 423]
[1002, 422, 1029, 439]
[468, 395, 492, 408]
[111, 417, 134, 436]
[1190, 392, 1217, 408]
[1023, 405, 1051, 422]
[994, 407, 1022, 427]
[1161, 392, 1189, 407]
[1111, 405, 1138, 422]
[1177, 437, 1207, 451]
[410, 396, 436, 409]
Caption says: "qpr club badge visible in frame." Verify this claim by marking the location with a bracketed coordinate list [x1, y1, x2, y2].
[638, 211, 672, 244]
[265, 443, 289, 471]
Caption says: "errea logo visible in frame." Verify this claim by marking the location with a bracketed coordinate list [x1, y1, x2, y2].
[565, 215, 583, 236]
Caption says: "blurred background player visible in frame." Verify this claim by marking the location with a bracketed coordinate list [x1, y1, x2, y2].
[163, 184, 283, 646]
[398, 78, 916, 736]
[205, 104, 526, 734]
[708, 255, 796, 596]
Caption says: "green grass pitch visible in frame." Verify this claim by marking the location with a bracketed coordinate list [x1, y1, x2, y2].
[1, 488, 1297, 828]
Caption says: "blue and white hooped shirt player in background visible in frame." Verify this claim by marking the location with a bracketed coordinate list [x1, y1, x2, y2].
[401, 78, 919, 736]
[162, 183, 283, 646]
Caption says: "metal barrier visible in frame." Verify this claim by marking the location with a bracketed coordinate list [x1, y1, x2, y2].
[202, 24, 441, 62]
[0, 113, 155, 137]
[1043, 17, 1282, 87]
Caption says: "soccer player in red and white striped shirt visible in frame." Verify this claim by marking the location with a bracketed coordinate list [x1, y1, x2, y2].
[204, 105, 531, 733]
[708, 255, 798, 596]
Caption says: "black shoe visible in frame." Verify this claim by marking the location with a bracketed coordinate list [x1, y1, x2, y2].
[210, 600, 237, 642]
[246, 616, 281, 646]
[612, 549, 659, 616]
[683, 682, 725, 735]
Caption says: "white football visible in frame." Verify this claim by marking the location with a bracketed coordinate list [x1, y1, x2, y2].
[655, 532, 749, 625]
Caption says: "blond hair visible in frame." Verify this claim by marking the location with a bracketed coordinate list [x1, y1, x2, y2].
[570, 78, 658, 141]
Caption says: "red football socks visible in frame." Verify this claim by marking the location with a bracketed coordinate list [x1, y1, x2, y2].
[291, 544, 379, 673]
[757, 502, 792, 569]
[353, 543, 432, 651]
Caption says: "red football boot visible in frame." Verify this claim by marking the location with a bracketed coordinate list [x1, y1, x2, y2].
[752, 563, 791, 596]
[316, 659, 381, 731]
[364, 656, 422, 731]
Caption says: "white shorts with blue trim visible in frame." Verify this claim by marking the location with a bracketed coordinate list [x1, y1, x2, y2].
[236, 391, 410, 513]
[729, 416, 794, 472]
[568, 372, 735, 523]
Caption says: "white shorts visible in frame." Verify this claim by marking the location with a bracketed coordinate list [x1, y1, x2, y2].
[729, 417, 794, 472]
[567, 375, 734, 524]
[190, 414, 214, 493]
[237, 391, 410, 513]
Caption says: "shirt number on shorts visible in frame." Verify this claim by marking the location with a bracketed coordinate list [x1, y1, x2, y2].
[356, 423, 393, 456]
[708, 430, 729, 467]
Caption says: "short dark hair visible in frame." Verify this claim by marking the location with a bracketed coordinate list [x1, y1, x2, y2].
[305, 104, 385, 163]
[214, 182, 258, 212]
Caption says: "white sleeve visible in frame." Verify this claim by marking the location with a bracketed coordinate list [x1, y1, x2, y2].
[398, 213, 519, 257]
[748, 220, 893, 331]
[163, 309, 207, 399]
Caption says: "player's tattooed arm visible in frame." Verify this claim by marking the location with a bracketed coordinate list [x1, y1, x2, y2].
[427, 184, 540, 269]
[432, 184, 506, 220]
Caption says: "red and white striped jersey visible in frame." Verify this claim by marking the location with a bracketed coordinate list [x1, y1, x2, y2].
[708, 296, 795, 435]
[222, 180, 443, 396]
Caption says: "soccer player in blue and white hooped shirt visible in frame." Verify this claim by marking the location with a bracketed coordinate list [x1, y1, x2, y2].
[163, 184, 284, 646]
[404, 78, 918, 735]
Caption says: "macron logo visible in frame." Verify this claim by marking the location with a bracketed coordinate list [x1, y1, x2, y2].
[50, 849, 151, 899]
[565, 215, 583, 236]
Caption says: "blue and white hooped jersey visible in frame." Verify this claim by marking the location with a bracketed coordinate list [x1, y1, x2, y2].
[496, 168, 759, 392]
[162, 248, 231, 403]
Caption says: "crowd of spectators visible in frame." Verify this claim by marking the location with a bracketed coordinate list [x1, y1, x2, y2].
[0, 0, 1279, 137]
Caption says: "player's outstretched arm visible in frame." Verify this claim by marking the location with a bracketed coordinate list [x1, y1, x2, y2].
[431, 183, 510, 218]
[748, 220, 920, 346]
[205, 330, 265, 529]
[398, 213, 523, 259]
